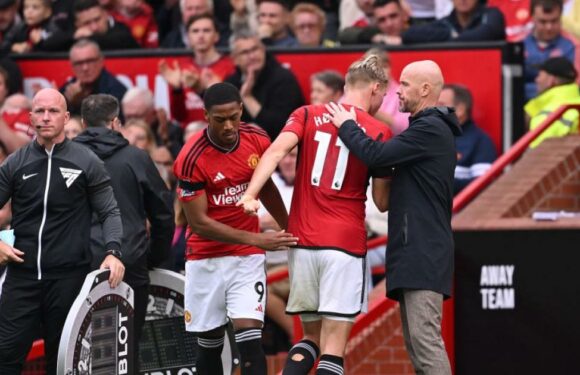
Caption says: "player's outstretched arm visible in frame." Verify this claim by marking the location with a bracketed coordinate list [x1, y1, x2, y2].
[238, 132, 299, 214]
[182, 190, 298, 250]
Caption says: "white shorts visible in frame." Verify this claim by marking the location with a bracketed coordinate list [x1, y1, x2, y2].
[184, 254, 266, 332]
[286, 248, 368, 320]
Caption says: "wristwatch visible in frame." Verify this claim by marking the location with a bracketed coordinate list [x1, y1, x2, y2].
[105, 249, 123, 260]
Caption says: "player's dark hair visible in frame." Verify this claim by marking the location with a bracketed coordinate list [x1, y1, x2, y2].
[203, 82, 242, 110]
[373, 0, 400, 9]
[531, 0, 562, 14]
[186, 13, 218, 32]
[81, 94, 120, 127]
[74, 0, 101, 15]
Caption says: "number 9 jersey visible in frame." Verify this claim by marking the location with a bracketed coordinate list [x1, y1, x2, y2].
[282, 104, 392, 257]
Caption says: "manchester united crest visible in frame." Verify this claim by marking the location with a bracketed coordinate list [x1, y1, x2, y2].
[248, 154, 260, 169]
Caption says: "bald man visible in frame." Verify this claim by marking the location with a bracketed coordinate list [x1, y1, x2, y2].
[327, 60, 461, 375]
[0, 88, 124, 374]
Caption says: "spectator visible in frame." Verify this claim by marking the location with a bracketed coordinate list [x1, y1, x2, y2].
[562, 0, 580, 39]
[161, 0, 229, 48]
[76, 94, 174, 372]
[487, 0, 533, 42]
[328, 60, 460, 375]
[525, 56, 580, 148]
[110, 0, 159, 48]
[64, 116, 85, 139]
[367, 47, 410, 135]
[230, 0, 257, 34]
[151, 145, 175, 189]
[121, 87, 184, 158]
[0, 70, 32, 153]
[10, 0, 67, 53]
[0, 88, 124, 375]
[290, 2, 337, 47]
[183, 120, 207, 141]
[340, 0, 376, 29]
[257, 0, 297, 47]
[73, 0, 139, 50]
[402, 0, 505, 44]
[339, 0, 408, 45]
[438, 84, 497, 194]
[60, 39, 127, 117]
[524, 0, 575, 101]
[309, 69, 344, 105]
[0, 0, 21, 54]
[123, 118, 157, 152]
[159, 14, 235, 125]
[404, 0, 452, 24]
[226, 29, 305, 140]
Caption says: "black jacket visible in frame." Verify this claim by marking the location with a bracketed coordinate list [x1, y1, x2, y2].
[225, 54, 305, 140]
[338, 107, 461, 300]
[75, 128, 175, 286]
[0, 139, 122, 280]
[60, 68, 128, 117]
[402, 5, 505, 44]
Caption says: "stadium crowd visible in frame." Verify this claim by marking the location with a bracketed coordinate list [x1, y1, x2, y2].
[0, 0, 580, 374]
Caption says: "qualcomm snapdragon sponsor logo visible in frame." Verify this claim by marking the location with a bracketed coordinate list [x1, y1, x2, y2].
[212, 183, 248, 205]
[480, 264, 515, 310]
[60, 167, 82, 188]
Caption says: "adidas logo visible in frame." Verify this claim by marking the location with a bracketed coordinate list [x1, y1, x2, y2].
[60, 167, 82, 188]
[213, 172, 225, 182]
[255, 304, 263, 313]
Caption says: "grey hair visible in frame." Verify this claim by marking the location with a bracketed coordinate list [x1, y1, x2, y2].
[122, 87, 155, 109]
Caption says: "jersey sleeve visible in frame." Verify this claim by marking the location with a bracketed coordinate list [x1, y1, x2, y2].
[173, 148, 207, 202]
[281, 106, 307, 140]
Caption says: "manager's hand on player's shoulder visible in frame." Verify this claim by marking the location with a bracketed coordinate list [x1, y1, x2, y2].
[326, 102, 357, 128]
[236, 195, 261, 215]
[0, 241, 24, 265]
[100, 255, 125, 289]
[254, 230, 298, 251]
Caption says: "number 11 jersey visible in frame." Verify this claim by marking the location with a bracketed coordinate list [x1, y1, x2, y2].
[282, 104, 392, 257]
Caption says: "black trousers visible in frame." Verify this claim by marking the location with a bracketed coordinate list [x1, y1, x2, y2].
[0, 272, 85, 375]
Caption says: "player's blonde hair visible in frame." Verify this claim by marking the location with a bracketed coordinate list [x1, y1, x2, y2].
[345, 54, 388, 89]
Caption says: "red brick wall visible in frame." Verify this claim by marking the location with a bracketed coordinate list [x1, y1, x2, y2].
[454, 136, 580, 230]
[345, 306, 414, 374]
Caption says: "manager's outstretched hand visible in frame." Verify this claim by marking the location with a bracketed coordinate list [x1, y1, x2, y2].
[236, 195, 260, 216]
[326, 102, 357, 128]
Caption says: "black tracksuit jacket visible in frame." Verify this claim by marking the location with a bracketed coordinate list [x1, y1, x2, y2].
[0, 138, 122, 280]
[75, 128, 174, 286]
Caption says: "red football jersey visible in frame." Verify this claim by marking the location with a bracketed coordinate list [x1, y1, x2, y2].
[111, 3, 159, 48]
[283, 104, 392, 257]
[170, 55, 236, 126]
[174, 123, 271, 260]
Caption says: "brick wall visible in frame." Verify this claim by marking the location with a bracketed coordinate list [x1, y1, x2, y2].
[454, 136, 580, 230]
[266, 282, 414, 374]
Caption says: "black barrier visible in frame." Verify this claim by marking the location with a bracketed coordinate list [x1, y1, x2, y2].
[454, 229, 580, 374]
[57, 269, 135, 375]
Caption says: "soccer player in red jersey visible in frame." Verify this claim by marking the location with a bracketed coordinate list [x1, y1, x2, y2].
[173, 82, 298, 375]
[160, 14, 235, 126]
[238, 54, 392, 375]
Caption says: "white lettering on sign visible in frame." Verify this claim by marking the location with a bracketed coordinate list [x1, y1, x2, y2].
[118, 312, 129, 374]
[480, 265, 515, 310]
